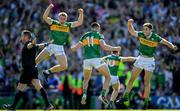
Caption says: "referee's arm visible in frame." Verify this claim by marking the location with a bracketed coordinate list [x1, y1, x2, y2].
[27, 40, 53, 49]
[27, 39, 37, 49]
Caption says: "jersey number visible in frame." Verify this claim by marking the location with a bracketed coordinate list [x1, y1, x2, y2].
[86, 36, 94, 47]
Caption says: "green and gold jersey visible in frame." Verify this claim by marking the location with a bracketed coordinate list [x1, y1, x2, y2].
[50, 20, 72, 45]
[137, 31, 162, 57]
[80, 31, 104, 59]
[103, 54, 121, 76]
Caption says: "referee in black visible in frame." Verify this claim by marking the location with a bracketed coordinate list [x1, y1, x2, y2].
[2, 30, 54, 110]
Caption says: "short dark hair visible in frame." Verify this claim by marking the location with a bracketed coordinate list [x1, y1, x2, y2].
[90, 22, 100, 29]
[21, 30, 32, 39]
[143, 23, 153, 30]
[112, 51, 119, 54]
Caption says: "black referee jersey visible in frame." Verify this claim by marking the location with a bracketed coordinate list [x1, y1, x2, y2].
[20, 41, 39, 84]
[22, 41, 37, 70]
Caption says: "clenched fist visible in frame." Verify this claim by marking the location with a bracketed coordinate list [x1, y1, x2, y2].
[78, 8, 84, 14]
[49, 4, 54, 8]
[128, 19, 134, 23]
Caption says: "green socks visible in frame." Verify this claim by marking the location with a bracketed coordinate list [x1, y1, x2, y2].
[144, 98, 149, 104]
[124, 93, 129, 101]
[143, 98, 150, 109]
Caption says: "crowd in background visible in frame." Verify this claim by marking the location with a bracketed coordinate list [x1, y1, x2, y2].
[0, 0, 180, 109]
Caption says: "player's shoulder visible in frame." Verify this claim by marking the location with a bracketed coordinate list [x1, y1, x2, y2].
[65, 22, 72, 26]
[51, 19, 59, 24]
[151, 32, 161, 39]
[84, 31, 91, 35]
[99, 33, 104, 36]
[96, 31, 103, 36]
[138, 31, 144, 35]
[98, 33, 104, 39]
[112, 54, 121, 60]
[135, 31, 144, 38]
[152, 32, 160, 37]
[106, 54, 112, 58]
[102, 55, 111, 59]
[82, 31, 91, 37]
[118, 56, 122, 60]
[80, 31, 90, 40]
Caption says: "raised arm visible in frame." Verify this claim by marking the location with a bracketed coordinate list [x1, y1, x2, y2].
[71, 9, 84, 28]
[100, 40, 121, 51]
[43, 4, 54, 25]
[121, 57, 137, 62]
[71, 41, 83, 52]
[160, 38, 177, 51]
[128, 19, 138, 37]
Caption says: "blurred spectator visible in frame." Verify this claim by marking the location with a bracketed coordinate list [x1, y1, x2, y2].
[72, 70, 83, 109]
[61, 73, 73, 109]
[171, 93, 180, 109]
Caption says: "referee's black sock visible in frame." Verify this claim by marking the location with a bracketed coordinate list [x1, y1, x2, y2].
[11, 91, 23, 108]
[40, 88, 50, 106]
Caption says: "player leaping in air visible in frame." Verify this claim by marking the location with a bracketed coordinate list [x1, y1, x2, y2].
[117, 19, 177, 109]
[35, 4, 83, 80]
[102, 51, 136, 109]
[71, 22, 121, 106]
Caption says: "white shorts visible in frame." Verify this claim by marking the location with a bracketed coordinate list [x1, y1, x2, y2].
[45, 44, 64, 56]
[83, 58, 106, 70]
[110, 76, 120, 85]
[102, 75, 120, 86]
[134, 55, 155, 72]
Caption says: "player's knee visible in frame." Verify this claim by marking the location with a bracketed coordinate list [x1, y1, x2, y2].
[83, 76, 90, 81]
[114, 88, 119, 92]
[104, 74, 111, 81]
[83, 79, 87, 84]
[64, 63, 68, 70]
[116, 89, 120, 93]
[60, 63, 68, 70]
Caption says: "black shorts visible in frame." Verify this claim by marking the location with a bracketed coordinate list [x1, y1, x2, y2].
[19, 68, 38, 84]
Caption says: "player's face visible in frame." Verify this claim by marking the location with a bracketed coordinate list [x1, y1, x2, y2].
[116, 51, 120, 55]
[58, 15, 67, 24]
[97, 27, 100, 32]
[21, 35, 29, 43]
[112, 51, 120, 55]
[95, 26, 100, 32]
[143, 26, 152, 36]
[21, 35, 25, 43]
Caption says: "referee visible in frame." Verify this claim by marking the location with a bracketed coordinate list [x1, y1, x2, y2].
[2, 30, 54, 110]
